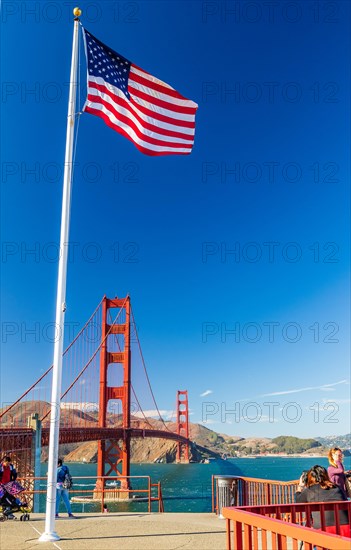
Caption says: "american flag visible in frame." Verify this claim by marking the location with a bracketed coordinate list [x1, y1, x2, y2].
[82, 28, 198, 156]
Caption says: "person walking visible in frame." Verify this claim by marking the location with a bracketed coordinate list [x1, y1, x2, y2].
[296, 465, 350, 537]
[56, 458, 75, 519]
[327, 447, 350, 499]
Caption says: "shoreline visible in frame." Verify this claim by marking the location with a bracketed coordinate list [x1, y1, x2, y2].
[63, 454, 330, 465]
[234, 453, 328, 460]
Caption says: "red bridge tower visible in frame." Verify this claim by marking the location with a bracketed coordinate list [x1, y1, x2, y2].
[97, 296, 131, 490]
[176, 390, 190, 463]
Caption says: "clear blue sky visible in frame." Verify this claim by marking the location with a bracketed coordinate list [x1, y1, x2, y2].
[1, 0, 350, 439]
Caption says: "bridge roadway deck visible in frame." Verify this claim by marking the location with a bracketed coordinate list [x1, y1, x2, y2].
[0, 512, 227, 550]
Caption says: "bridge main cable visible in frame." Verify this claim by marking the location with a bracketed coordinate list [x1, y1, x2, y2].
[131, 306, 174, 434]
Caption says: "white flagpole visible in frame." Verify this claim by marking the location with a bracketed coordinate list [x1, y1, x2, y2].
[39, 7, 81, 542]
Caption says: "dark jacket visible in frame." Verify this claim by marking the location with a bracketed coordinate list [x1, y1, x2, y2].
[296, 484, 348, 528]
[57, 465, 69, 484]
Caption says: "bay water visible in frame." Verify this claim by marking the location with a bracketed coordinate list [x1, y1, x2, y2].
[41, 456, 351, 514]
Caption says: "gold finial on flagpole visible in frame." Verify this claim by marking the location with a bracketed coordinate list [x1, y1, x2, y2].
[73, 7, 82, 18]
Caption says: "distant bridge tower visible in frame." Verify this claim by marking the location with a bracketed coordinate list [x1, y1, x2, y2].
[176, 390, 190, 463]
[97, 296, 131, 490]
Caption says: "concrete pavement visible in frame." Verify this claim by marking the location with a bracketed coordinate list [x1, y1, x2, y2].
[0, 512, 227, 550]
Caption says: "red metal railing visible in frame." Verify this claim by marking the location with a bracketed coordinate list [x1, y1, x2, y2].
[17, 475, 164, 514]
[223, 501, 351, 550]
[151, 481, 164, 513]
[212, 475, 299, 513]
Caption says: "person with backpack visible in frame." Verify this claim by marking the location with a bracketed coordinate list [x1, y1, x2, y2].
[56, 458, 75, 519]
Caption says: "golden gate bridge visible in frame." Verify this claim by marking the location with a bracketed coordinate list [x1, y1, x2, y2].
[0, 296, 191, 491]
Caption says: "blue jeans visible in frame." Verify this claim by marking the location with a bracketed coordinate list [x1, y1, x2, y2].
[56, 485, 72, 515]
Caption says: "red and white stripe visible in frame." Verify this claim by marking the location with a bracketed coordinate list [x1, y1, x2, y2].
[84, 65, 198, 156]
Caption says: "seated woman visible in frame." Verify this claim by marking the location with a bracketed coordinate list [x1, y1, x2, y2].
[295, 465, 350, 538]
[295, 470, 309, 500]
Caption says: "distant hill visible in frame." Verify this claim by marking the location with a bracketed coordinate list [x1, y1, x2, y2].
[2, 401, 350, 462]
[271, 436, 322, 454]
[58, 428, 331, 463]
[315, 434, 351, 454]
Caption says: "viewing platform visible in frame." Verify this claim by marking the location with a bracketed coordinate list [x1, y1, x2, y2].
[3, 508, 350, 550]
[0, 512, 227, 550]
[2, 477, 350, 549]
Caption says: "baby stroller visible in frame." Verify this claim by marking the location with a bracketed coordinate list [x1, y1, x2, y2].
[0, 480, 30, 521]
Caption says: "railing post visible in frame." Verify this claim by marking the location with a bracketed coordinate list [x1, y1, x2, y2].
[148, 477, 151, 513]
[235, 520, 243, 550]
[157, 482, 164, 513]
[265, 482, 271, 505]
[212, 475, 216, 513]
[226, 518, 231, 550]
[101, 476, 105, 513]
[242, 480, 248, 506]
[28, 413, 41, 512]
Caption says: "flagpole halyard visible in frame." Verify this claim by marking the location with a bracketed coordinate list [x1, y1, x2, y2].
[39, 7, 81, 543]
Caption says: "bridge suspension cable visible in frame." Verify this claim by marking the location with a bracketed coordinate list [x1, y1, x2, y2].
[1, 296, 186, 444]
[130, 306, 173, 433]
[40, 297, 128, 422]
[0, 297, 104, 421]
